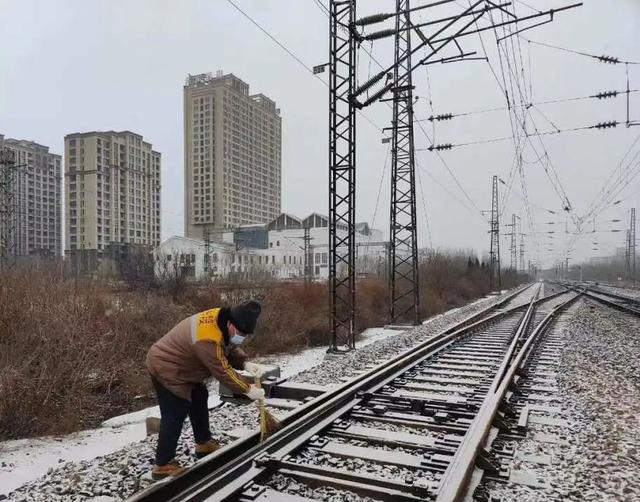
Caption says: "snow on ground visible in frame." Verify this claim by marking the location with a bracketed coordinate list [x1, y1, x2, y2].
[0, 424, 145, 496]
[252, 326, 400, 380]
[596, 283, 640, 301]
[0, 329, 397, 496]
[0, 335, 362, 497]
[0, 288, 519, 500]
[479, 299, 640, 501]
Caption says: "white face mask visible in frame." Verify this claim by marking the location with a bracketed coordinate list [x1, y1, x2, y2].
[230, 334, 246, 345]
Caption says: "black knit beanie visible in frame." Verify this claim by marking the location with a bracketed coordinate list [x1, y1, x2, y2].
[229, 300, 261, 335]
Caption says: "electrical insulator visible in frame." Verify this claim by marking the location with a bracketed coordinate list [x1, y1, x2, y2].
[355, 13, 393, 26]
[593, 121, 618, 129]
[597, 55, 620, 64]
[428, 143, 453, 151]
[365, 28, 396, 41]
[428, 113, 453, 122]
[594, 91, 618, 100]
[355, 69, 386, 97]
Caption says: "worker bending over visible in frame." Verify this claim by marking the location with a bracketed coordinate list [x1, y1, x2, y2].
[146, 300, 270, 479]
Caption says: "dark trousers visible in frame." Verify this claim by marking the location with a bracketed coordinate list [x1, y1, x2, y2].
[151, 375, 211, 465]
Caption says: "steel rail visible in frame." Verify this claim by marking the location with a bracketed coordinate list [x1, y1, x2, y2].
[128, 283, 558, 502]
[586, 285, 640, 305]
[581, 288, 640, 317]
[178, 305, 544, 501]
[435, 290, 582, 502]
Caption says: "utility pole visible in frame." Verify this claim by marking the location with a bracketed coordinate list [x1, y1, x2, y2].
[506, 213, 517, 271]
[630, 208, 636, 283]
[389, 0, 419, 326]
[625, 229, 631, 278]
[0, 147, 20, 268]
[519, 232, 525, 274]
[303, 224, 312, 282]
[203, 225, 213, 277]
[328, 0, 357, 352]
[489, 175, 501, 290]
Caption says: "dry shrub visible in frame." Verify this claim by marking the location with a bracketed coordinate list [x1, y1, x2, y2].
[355, 278, 388, 330]
[0, 266, 191, 439]
[248, 281, 329, 354]
[1, 251, 526, 440]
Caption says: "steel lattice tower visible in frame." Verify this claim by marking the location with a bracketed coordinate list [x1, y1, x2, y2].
[203, 225, 213, 276]
[630, 208, 636, 283]
[509, 213, 517, 270]
[328, 0, 357, 351]
[303, 224, 312, 282]
[519, 232, 525, 273]
[489, 175, 501, 289]
[625, 229, 631, 278]
[0, 147, 19, 268]
[389, 0, 419, 326]
[324, 0, 579, 349]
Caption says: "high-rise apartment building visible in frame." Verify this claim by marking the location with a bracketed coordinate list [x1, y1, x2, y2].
[184, 72, 282, 239]
[0, 133, 62, 257]
[64, 131, 161, 270]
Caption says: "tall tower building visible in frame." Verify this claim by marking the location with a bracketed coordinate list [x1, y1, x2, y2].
[184, 72, 282, 238]
[0, 133, 62, 257]
[64, 131, 161, 271]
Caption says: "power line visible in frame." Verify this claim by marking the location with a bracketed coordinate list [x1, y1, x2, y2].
[525, 38, 640, 65]
[362, 143, 391, 261]
[416, 168, 434, 248]
[226, 0, 384, 133]
[415, 159, 486, 222]
[420, 119, 629, 149]
[226, 0, 322, 80]
[581, 132, 640, 221]
[418, 88, 640, 123]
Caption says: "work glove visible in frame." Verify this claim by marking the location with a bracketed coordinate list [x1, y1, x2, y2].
[245, 384, 265, 401]
[244, 362, 271, 377]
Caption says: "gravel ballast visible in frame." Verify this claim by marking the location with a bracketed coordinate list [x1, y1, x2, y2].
[479, 299, 640, 501]
[291, 289, 523, 387]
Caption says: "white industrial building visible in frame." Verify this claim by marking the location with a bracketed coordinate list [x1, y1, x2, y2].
[153, 213, 388, 281]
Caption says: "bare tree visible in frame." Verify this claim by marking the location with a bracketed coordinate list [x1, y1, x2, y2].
[155, 251, 190, 300]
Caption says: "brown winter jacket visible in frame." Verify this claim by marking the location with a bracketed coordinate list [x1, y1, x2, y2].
[146, 307, 250, 400]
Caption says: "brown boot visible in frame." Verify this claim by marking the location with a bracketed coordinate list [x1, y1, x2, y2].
[194, 439, 221, 459]
[151, 459, 185, 480]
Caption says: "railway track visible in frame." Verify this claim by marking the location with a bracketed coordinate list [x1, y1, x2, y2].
[472, 283, 640, 500]
[585, 289, 640, 316]
[569, 283, 640, 317]
[130, 283, 577, 502]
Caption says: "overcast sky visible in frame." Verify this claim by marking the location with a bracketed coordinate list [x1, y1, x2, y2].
[1, 0, 639, 268]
